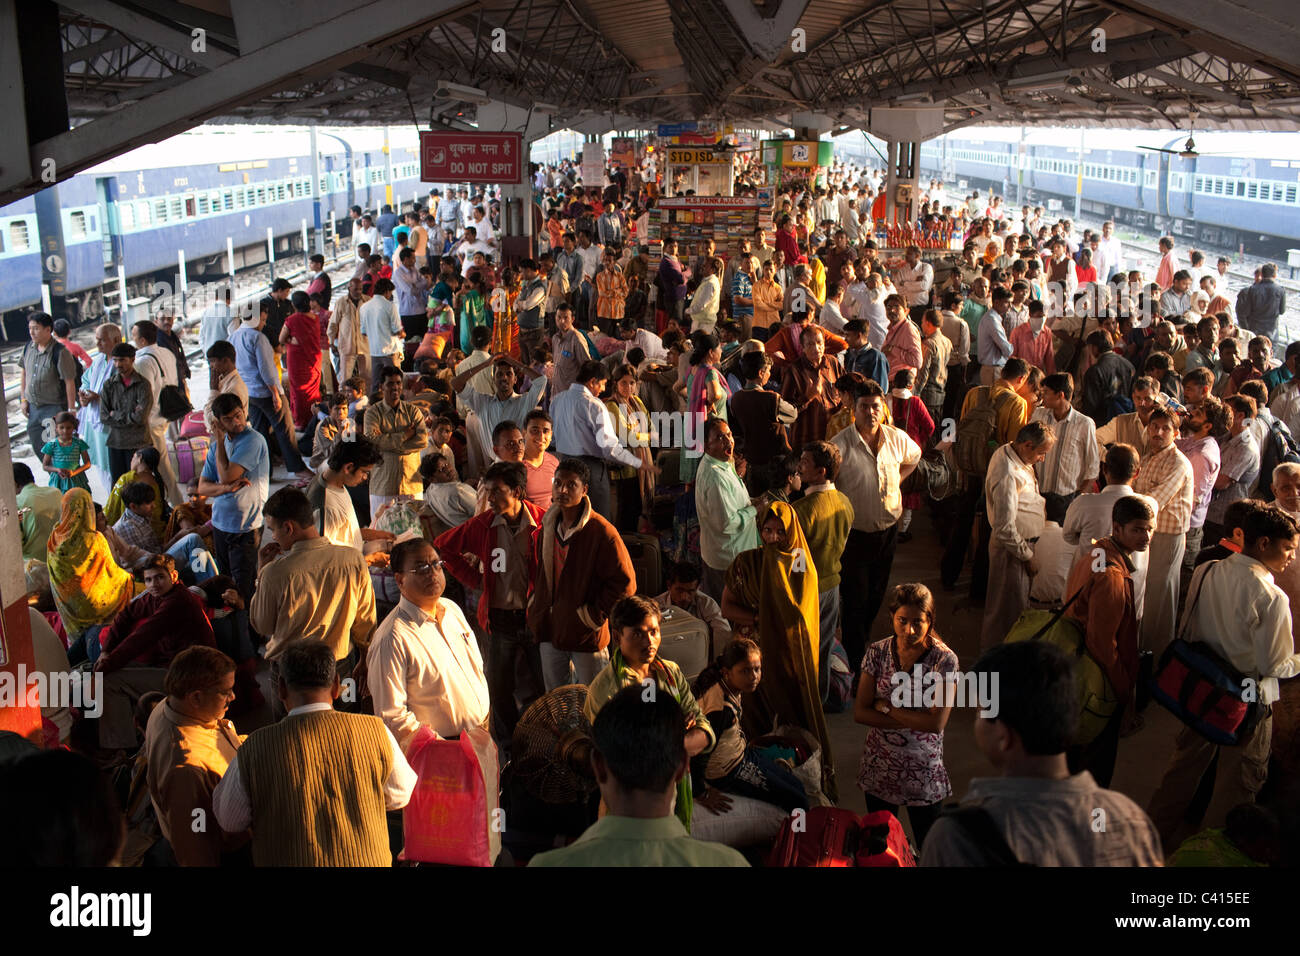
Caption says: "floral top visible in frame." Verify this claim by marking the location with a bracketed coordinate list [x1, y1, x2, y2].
[858, 635, 958, 805]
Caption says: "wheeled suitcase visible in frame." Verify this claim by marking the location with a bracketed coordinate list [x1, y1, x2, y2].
[622, 531, 663, 596]
[656, 604, 709, 681]
[767, 807, 860, 867]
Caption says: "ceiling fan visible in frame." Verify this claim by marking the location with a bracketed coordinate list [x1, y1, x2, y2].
[1137, 110, 1231, 158]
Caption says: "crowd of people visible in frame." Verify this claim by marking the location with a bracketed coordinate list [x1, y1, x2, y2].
[7, 154, 1298, 869]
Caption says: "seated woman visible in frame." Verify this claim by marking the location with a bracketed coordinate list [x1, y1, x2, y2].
[48, 489, 137, 664]
[721, 501, 836, 801]
[854, 582, 958, 851]
[692, 637, 808, 813]
[585, 595, 715, 830]
[103, 446, 169, 542]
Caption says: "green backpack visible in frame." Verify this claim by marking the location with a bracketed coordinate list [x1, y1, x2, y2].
[953, 386, 1014, 476]
[1003, 588, 1118, 746]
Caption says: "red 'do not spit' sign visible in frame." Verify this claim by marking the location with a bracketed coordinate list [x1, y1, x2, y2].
[420, 131, 524, 184]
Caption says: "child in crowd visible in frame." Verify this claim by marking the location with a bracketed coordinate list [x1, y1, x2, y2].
[692, 638, 808, 813]
[854, 583, 958, 851]
[585, 595, 715, 830]
[310, 393, 354, 473]
[41, 412, 92, 492]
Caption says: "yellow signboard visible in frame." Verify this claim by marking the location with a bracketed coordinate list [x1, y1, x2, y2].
[666, 148, 728, 165]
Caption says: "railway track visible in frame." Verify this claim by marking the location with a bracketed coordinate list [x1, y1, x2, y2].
[3, 246, 360, 452]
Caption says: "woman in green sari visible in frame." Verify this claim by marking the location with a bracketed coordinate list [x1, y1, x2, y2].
[721, 499, 836, 801]
[585, 595, 714, 830]
[458, 271, 491, 355]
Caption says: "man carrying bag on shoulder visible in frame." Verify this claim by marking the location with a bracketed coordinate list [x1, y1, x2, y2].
[1146, 503, 1300, 851]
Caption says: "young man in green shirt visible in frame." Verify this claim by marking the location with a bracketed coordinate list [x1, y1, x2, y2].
[792, 441, 855, 702]
[529, 682, 747, 867]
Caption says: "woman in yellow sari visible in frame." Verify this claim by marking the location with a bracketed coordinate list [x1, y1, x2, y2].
[721, 500, 836, 800]
[47, 488, 136, 663]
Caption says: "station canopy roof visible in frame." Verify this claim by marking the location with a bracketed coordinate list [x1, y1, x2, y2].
[6, 0, 1299, 203]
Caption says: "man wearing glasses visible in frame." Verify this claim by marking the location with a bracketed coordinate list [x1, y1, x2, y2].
[367, 537, 499, 856]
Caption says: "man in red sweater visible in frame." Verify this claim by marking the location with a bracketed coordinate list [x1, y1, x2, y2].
[436, 461, 545, 750]
[95, 554, 216, 751]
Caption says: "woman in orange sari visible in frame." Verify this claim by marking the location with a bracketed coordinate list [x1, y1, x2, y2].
[488, 266, 520, 360]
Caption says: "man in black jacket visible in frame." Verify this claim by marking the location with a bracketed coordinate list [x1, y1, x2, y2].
[1237, 263, 1287, 342]
[1080, 330, 1135, 426]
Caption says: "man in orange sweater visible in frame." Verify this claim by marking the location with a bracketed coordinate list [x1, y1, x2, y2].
[1062, 494, 1154, 787]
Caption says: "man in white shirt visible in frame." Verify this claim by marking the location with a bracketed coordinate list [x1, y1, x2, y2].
[1031, 372, 1100, 523]
[1147, 504, 1300, 849]
[354, 215, 380, 261]
[203, 341, 250, 436]
[308, 438, 394, 557]
[1062, 443, 1158, 620]
[894, 245, 934, 322]
[830, 380, 922, 672]
[981, 421, 1055, 650]
[688, 257, 722, 335]
[819, 282, 848, 334]
[551, 359, 653, 522]
[359, 278, 404, 388]
[1096, 220, 1124, 282]
[368, 539, 498, 862]
[132, 318, 183, 504]
[199, 287, 236, 354]
[847, 271, 889, 349]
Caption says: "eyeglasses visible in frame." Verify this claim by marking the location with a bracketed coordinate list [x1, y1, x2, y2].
[404, 560, 445, 575]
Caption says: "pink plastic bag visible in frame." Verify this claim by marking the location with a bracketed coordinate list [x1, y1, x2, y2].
[402, 727, 491, 866]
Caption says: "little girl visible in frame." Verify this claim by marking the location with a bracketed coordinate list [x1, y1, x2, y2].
[854, 583, 958, 851]
[41, 411, 92, 492]
[692, 638, 809, 813]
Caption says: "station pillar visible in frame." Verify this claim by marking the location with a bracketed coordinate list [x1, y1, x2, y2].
[475, 102, 554, 260]
[865, 107, 945, 229]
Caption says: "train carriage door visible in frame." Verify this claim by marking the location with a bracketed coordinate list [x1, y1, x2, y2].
[96, 177, 120, 270]
[1156, 152, 1171, 219]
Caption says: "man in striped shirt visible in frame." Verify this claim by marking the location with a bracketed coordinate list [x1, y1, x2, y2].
[1131, 408, 1194, 654]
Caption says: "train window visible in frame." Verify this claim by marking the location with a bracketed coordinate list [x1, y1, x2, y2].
[137, 202, 151, 226]
[1275, 184, 1287, 201]
[169, 198, 183, 219]
[119, 203, 135, 230]
[1288, 185, 1298, 204]
[235, 189, 245, 208]
[224, 190, 234, 211]
[1195, 176, 1204, 192]
[154, 199, 168, 222]
[67, 210, 87, 239]
[1246, 182, 1258, 199]
[1236, 181, 1245, 197]
[198, 196, 210, 216]
[256, 187, 266, 205]
[9, 219, 30, 251]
